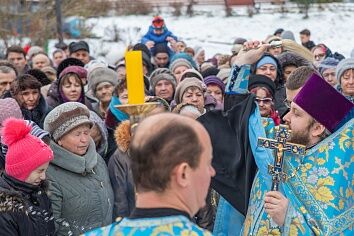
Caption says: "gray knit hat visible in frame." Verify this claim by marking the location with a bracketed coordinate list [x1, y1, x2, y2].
[318, 57, 339, 75]
[149, 68, 177, 91]
[44, 102, 93, 141]
[174, 77, 207, 104]
[169, 58, 193, 73]
[88, 67, 118, 93]
[335, 58, 354, 84]
[281, 30, 295, 41]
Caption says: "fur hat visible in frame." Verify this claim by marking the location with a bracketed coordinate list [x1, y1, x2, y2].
[27, 69, 52, 86]
[174, 77, 207, 104]
[56, 58, 85, 79]
[88, 67, 118, 93]
[277, 52, 312, 70]
[44, 102, 93, 141]
[3, 118, 53, 181]
[114, 120, 131, 153]
[336, 58, 354, 85]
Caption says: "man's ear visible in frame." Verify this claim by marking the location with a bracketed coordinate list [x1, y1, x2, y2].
[174, 162, 191, 188]
[311, 122, 326, 138]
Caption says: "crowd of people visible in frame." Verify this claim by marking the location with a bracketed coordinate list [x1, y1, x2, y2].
[0, 15, 353, 235]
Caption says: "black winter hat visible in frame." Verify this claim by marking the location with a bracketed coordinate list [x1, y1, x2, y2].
[69, 41, 90, 54]
[56, 58, 85, 79]
[274, 28, 284, 36]
[26, 69, 52, 86]
[152, 43, 169, 56]
[133, 43, 152, 59]
[201, 67, 220, 78]
[248, 74, 276, 98]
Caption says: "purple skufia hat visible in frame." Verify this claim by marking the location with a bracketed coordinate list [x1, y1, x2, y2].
[293, 73, 354, 133]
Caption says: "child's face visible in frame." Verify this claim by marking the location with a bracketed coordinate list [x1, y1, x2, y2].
[153, 28, 164, 35]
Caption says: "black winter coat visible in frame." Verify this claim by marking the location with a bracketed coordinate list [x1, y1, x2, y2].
[21, 95, 51, 129]
[0, 173, 55, 236]
[302, 40, 316, 51]
[198, 93, 257, 216]
[108, 148, 135, 219]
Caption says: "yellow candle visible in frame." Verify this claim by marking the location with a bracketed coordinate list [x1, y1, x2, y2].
[125, 51, 145, 104]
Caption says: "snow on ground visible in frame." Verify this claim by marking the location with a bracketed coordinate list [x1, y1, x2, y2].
[49, 4, 354, 64]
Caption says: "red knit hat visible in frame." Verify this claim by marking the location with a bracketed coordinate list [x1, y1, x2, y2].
[2, 118, 54, 182]
[152, 16, 164, 29]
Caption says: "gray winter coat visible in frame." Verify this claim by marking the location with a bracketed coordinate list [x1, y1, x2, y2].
[46, 139, 114, 235]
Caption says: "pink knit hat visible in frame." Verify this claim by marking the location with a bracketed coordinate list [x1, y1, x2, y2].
[2, 118, 54, 182]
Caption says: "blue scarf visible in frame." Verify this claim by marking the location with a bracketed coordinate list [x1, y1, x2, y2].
[109, 96, 129, 122]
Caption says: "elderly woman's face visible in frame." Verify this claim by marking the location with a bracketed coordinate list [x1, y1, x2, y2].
[58, 124, 91, 156]
[254, 88, 273, 117]
[341, 68, 354, 96]
[182, 87, 204, 110]
[206, 84, 223, 103]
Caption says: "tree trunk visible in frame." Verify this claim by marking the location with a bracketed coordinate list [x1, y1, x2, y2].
[224, 0, 232, 17]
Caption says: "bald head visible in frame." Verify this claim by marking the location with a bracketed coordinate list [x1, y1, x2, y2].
[130, 113, 210, 193]
[133, 113, 205, 145]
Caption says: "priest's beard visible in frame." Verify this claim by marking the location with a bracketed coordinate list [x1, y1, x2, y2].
[288, 119, 315, 147]
[288, 129, 310, 146]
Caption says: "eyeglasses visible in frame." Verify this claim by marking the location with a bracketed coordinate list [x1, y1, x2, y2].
[256, 97, 272, 104]
[284, 98, 292, 109]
